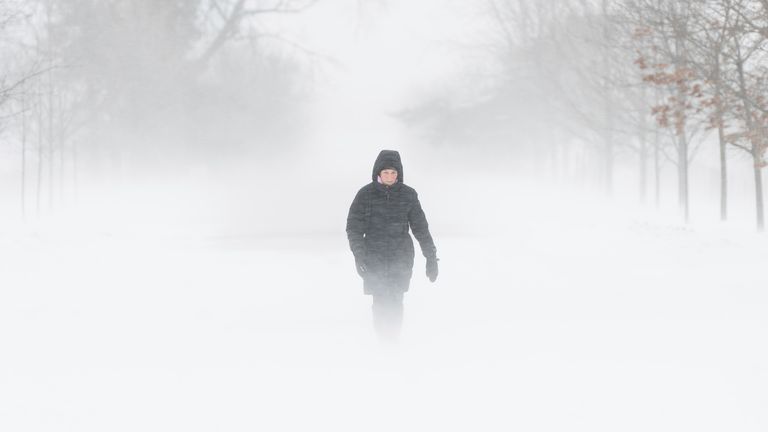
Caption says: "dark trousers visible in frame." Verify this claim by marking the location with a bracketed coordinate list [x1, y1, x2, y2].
[371, 291, 404, 343]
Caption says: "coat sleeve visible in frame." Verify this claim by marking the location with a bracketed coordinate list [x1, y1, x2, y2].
[346, 188, 368, 258]
[408, 192, 437, 259]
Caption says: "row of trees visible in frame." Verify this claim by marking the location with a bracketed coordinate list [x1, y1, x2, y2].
[615, 0, 767, 229]
[0, 0, 318, 220]
[503, 0, 768, 230]
[401, 0, 768, 231]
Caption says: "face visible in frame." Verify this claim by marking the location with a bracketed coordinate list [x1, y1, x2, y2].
[380, 169, 398, 185]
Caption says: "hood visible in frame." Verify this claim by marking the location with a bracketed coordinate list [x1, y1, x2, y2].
[371, 150, 404, 183]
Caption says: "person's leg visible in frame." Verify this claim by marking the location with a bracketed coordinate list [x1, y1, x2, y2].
[371, 291, 404, 343]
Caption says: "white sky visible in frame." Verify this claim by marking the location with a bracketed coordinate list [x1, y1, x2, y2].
[280, 0, 494, 109]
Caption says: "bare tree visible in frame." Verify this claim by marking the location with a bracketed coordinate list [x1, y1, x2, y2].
[697, 1, 736, 221]
[720, 0, 768, 230]
[628, 0, 711, 223]
[195, 0, 319, 70]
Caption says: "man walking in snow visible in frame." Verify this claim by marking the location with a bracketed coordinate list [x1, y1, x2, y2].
[346, 150, 439, 342]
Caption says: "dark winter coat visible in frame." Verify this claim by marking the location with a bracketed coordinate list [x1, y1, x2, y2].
[346, 150, 437, 295]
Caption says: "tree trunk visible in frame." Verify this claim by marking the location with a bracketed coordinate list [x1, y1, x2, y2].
[20, 88, 27, 220]
[638, 85, 650, 204]
[718, 122, 727, 221]
[601, 0, 613, 198]
[672, 18, 690, 223]
[36, 93, 44, 216]
[47, 69, 54, 212]
[57, 91, 65, 205]
[639, 129, 648, 204]
[714, 57, 728, 221]
[754, 159, 764, 231]
[654, 128, 660, 208]
[677, 132, 689, 223]
[735, 56, 764, 231]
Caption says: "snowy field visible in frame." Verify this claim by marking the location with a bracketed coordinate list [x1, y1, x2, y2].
[1, 178, 767, 432]
[4, 0, 768, 430]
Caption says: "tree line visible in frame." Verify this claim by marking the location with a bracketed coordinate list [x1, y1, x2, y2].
[0, 0, 318, 220]
[504, 0, 768, 230]
[401, 0, 768, 231]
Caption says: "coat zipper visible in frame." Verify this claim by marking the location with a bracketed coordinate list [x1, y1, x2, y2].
[385, 187, 391, 276]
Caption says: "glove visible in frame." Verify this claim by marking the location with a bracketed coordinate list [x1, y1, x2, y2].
[355, 256, 367, 278]
[426, 257, 439, 283]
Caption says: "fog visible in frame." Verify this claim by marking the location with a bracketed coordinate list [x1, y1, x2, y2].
[1, 1, 767, 431]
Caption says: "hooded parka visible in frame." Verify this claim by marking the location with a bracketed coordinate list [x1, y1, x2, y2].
[346, 150, 437, 295]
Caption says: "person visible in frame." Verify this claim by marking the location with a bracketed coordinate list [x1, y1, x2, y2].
[346, 150, 439, 342]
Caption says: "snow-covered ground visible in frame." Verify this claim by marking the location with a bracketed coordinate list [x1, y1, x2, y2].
[1, 180, 767, 432]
